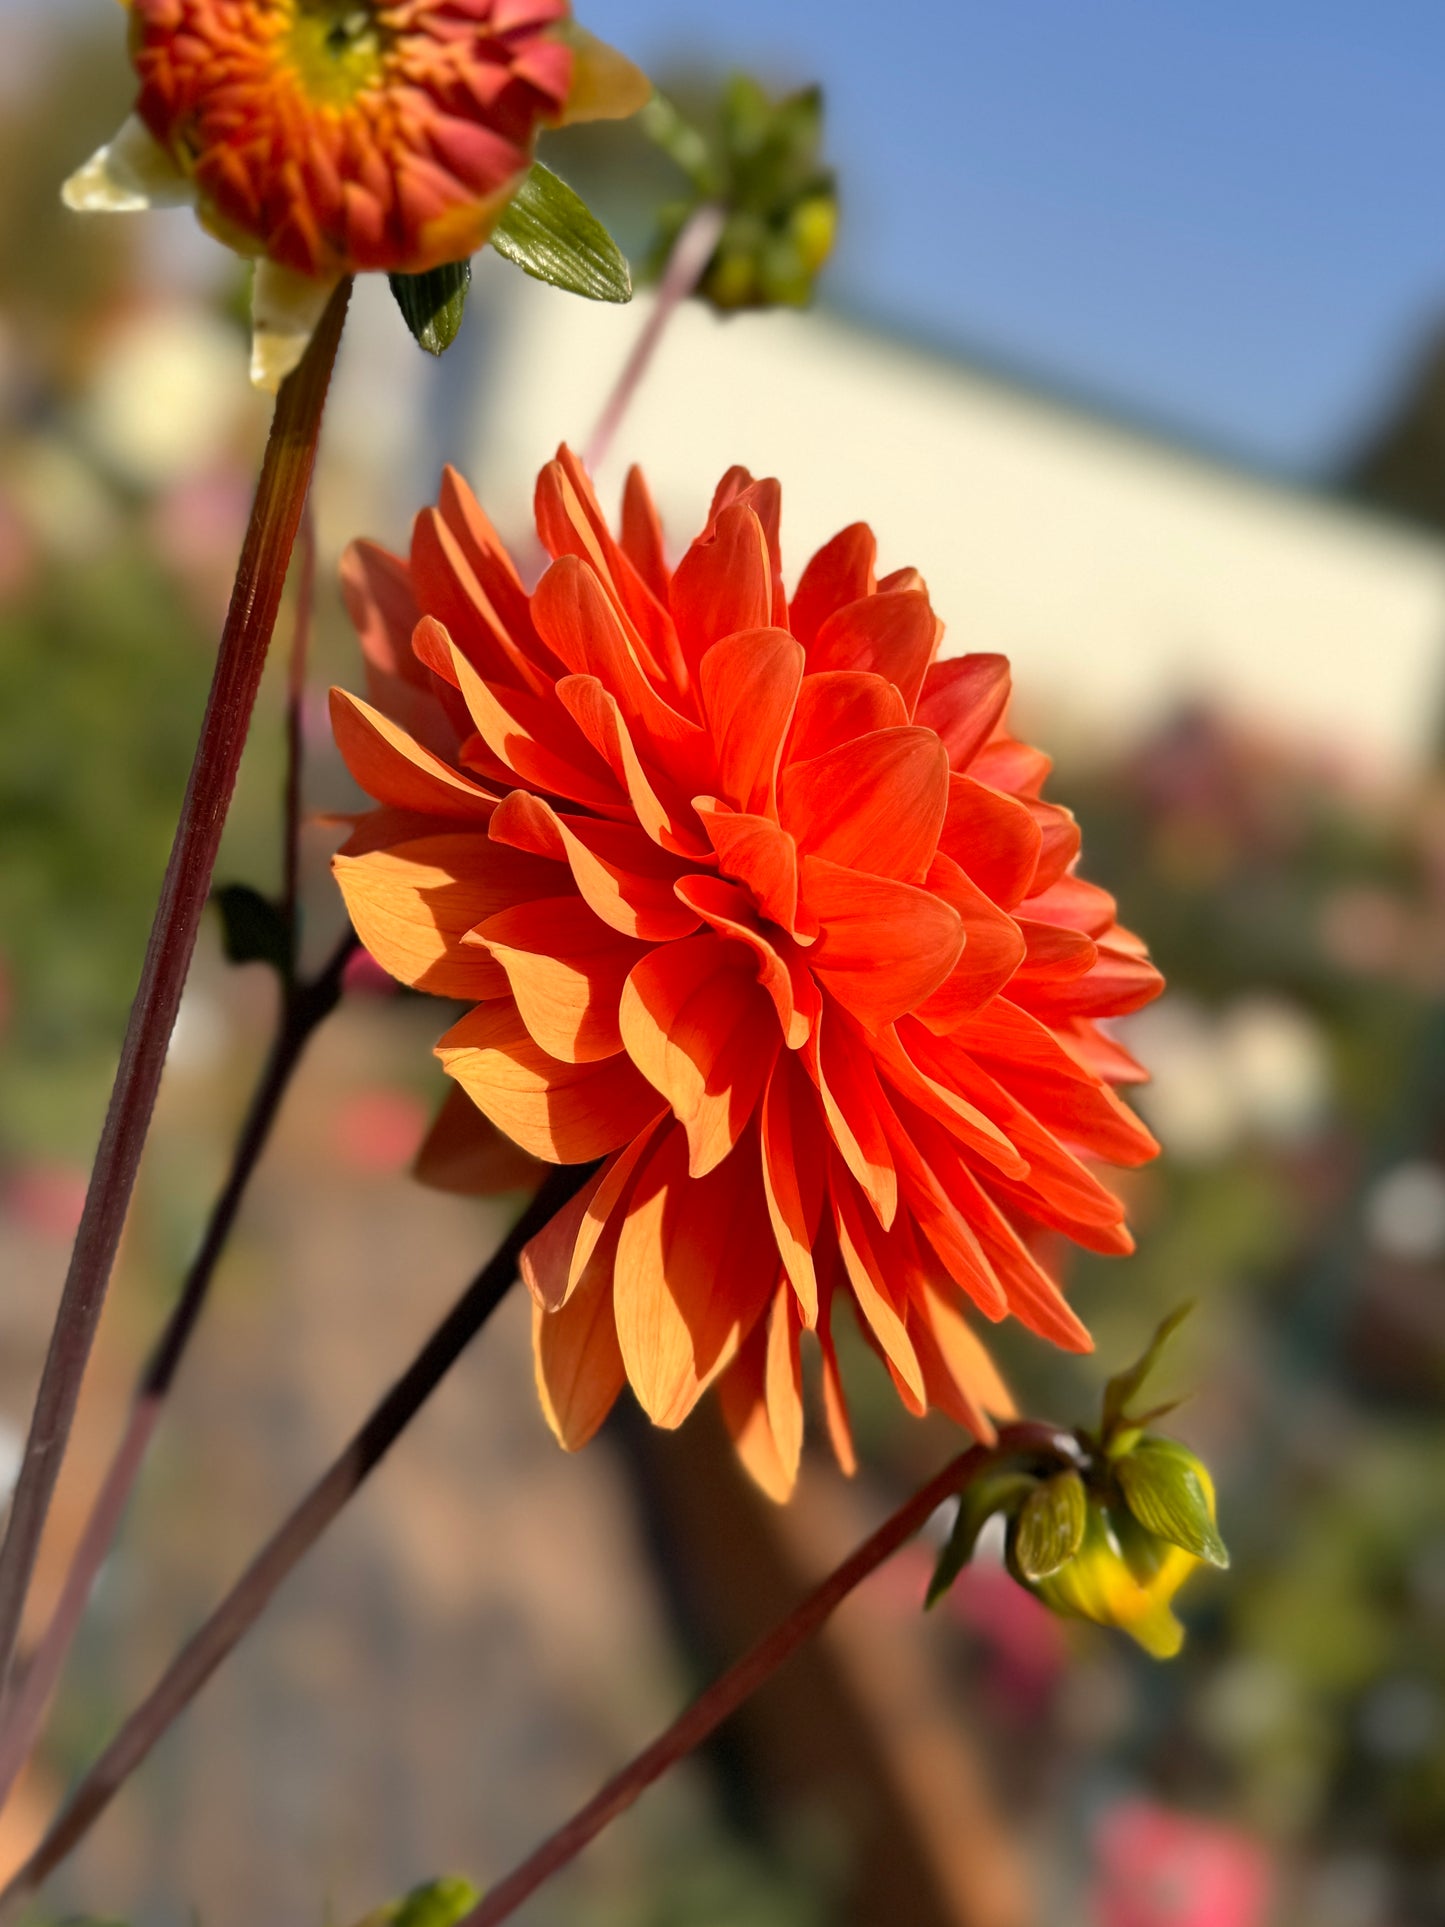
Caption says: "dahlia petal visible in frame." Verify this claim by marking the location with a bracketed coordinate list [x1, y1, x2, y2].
[329, 687, 497, 819]
[914, 656, 1012, 772]
[414, 1083, 544, 1196]
[613, 1126, 775, 1427]
[63, 113, 195, 213]
[909, 1281, 1013, 1440]
[557, 674, 708, 856]
[805, 1008, 898, 1227]
[412, 505, 556, 694]
[619, 933, 778, 1176]
[871, 1022, 1027, 1178]
[249, 261, 342, 393]
[972, 731, 1052, 798]
[831, 1171, 926, 1404]
[436, 999, 660, 1161]
[1012, 919, 1099, 987]
[671, 504, 774, 670]
[705, 475, 787, 628]
[520, 1162, 608, 1309]
[620, 466, 671, 602]
[764, 1285, 805, 1486]
[490, 790, 701, 941]
[554, 23, 651, 124]
[333, 829, 560, 999]
[784, 670, 909, 764]
[913, 853, 1029, 1028]
[1024, 873, 1119, 937]
[561, 1116, 667, 1306]
[473, 895, 648, 1062]
[915, 1029, 1133, 1246]
[761, 1052, 827, 1325]
[437, 466, 537, 656]
[807, 591, 937, 715]
[779, 727, 948, 884]
[800, 856, 964, 1026]
[818, 1280, 858, 1476]
[342, 541, 465, 755]
[699, 627, 804, 817]
[532, 553, 709, 783]
[938, 773, 1043, 907]
[716, 1304, 797, 1504]
[950, 1001, 1159, 1166]
[436, 625, 623, 811]
[535, 449, 682, 688]
[1056, 1017, 1150, 1086]
[880, 1108, 1009, 1320]
[943, 1168, 1095, 1351]
[532, 1251, 627, 1452]
[1025, 800, 1083, 895]
[789, 523, 877, 650]
[1019, 934, 1164, 1021]
[696, 804, 808, 940]
[674, 874, 817, 1049]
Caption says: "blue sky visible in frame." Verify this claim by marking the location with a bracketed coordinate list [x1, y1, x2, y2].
[30, 0, 1445, 474]
[598, 0, 1445, 474]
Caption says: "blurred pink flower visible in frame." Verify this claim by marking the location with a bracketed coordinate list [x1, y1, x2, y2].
[332, 1087, 428, 1171]
[1093, 1799, 1274, 1927]
[4, 1164, 89, 1242]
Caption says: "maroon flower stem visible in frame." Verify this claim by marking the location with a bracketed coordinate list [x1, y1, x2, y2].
[462, 1421, 1079, 1927]
[0, 278, 352, 1699]
[280, 499, 316, 948]
[0, 931, 357, 1818]
[0, 1160, 593, 1920]
[583, 202, 727, 472]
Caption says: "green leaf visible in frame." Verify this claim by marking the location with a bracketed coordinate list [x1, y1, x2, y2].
[1116, 1439, 1229, 1569]
[925, 1470, 1038, 1608]
[491, 164, 632, 303]
[388, 261, 472, 356]
[1101, 1302, 1195, 1442]
[392, 1877, 482, 1927]
[213, 883, 289, 974]
[1011, 1470, 1088, 1582]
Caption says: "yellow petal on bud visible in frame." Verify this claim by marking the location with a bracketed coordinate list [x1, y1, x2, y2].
[250, 261, 341, 392]
[62, 113, 194, 214]
[556, 24, 652, 125]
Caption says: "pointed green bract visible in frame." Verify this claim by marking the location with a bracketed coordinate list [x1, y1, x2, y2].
[490, 163, 632, 303]
[1116, 1438, 1230, 1570]
[388, 260, 472, 356]
[1101, 1302, 1195, 1442]
[1011, 1470, 1088, 1582]
[925, 1470, 1038, 1607]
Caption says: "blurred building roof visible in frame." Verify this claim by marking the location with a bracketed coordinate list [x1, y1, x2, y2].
[445, 275, 1445, 776]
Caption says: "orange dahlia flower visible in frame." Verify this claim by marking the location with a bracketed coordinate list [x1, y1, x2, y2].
[330, 452, 1163, 1499]
[64, 2, 646, 387]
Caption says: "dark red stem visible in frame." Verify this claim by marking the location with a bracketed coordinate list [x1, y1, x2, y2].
[0, 280, 352, 1697]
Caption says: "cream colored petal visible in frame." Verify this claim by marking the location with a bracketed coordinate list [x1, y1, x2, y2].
[249, 262, 340, 393]
[62, 113, 194, 214]
[556, 24, 652, 125]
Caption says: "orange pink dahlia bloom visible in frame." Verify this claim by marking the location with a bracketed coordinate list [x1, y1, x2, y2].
[329, 453, 1163, 1499]
[64, 1, 645, 387]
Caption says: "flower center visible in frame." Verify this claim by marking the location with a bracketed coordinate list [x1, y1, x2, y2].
[284, 0, 388, 107]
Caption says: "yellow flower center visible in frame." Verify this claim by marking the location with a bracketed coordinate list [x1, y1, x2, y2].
[284, 0, 388, 107]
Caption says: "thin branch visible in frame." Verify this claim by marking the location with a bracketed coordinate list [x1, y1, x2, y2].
[462, 1422, 1078, 1927]
[0, 1161, 592, 1918]
[0, 280, 353, 1694]
[0, 933, 357, 1816]
[583, 203, 727, 472]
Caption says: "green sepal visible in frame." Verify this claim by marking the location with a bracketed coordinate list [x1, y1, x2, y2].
[352, 1876, 482, 1927]
[1010, 1469, 1088, 1582]
[388, 261, 472, 356]
[490, 163, 632, 303]
[212, 883, 289, 975]
[1116, 1438, 1229, 1569]
[1101, 1302, 1194, 1441]
[925, 1470, 1038, 1608]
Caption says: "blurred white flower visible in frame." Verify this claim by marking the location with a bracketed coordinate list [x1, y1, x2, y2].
[1364, 1160, 1445, 1262]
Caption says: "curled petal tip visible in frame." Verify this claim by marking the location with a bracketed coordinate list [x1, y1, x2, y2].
[557, 24, 652, 124]
[62, 113, 193, 215]
[249, 262, 341, 392]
